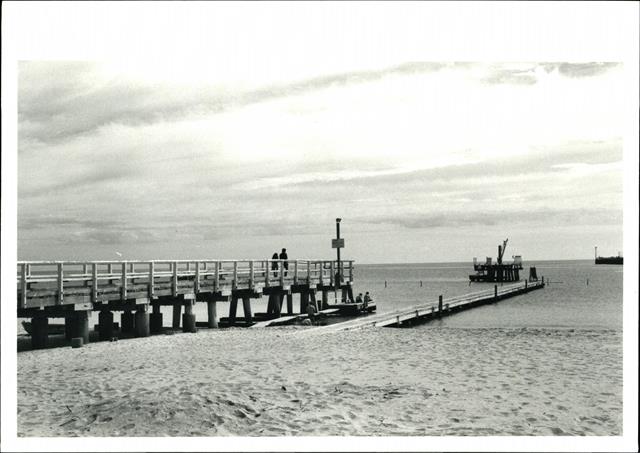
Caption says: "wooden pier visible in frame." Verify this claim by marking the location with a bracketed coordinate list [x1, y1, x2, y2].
[305, 280, 545, 333]
[16, 259, 355, 348]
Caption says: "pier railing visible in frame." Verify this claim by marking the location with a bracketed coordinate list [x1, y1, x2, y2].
[17, 259, 354, 310]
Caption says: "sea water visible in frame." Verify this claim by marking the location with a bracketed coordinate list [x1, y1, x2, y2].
[355, 260, 623, 330]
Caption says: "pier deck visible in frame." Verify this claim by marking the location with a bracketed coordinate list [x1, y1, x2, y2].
[16, 259, 356, 348]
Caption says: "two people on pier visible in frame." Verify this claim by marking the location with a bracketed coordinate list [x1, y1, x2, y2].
[271, 248, 289, 277]
[356, 292, 372, 309]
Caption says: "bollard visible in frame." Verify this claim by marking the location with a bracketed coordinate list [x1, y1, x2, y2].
[71, 337, 83, 348]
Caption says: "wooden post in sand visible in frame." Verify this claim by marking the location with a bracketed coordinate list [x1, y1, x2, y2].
[494, 285, 498, 300]
[438, 295, 443, 317]
[207, 301, 218, 328]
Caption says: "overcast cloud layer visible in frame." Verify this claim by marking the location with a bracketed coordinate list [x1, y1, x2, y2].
[18, 61, 623, 262]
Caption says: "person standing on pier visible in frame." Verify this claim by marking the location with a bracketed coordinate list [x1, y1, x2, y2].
[271, 252, 279, 277]
[279, 248, 288, 277]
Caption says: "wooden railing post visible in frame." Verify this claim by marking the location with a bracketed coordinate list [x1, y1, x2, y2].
[57, 263, 64, 304]
[330, 261, 335, 286]
[195, 261, 200, 293]
[318, 261, 324, 285]
[122, 262, 128, 300]
[92, 263, 98, 302]
[294, 260, 299, 285]
[108, 263, 113, 275]
[233, 261, 238, 290]
[172, 261, 178, 297]
[26, 263, 31, 277]
[249, 261, 254, 287]
[83, 263, 89, 275]
[349, 261, 353, 282]
[279, 260, 285, 286]
[214, 261, 220, 292]
[149, 261, 155, 298]
[21, 263, 27, 308]
[265, 260, 270, 287]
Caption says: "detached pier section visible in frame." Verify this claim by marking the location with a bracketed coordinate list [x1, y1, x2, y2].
[309, 280, 545, 333]
[17, 259, 354, 348]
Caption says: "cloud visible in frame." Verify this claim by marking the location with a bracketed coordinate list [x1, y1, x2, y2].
[18, 60, 460, 145]
[541, 62, 620, 78]
[482, 67, 538, 85]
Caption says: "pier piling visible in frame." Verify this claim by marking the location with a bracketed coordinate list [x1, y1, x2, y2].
[172, 304, 182, 329]
[98, 310, 114, 341]
[121, 310, 135, 334]
[31, 316, 48, 349]
[182, 301, 196, 333]
[229, 295, 239, 326]
[150, 304, 163, 334]
[135, 306, 150, 337]
[286, 293, 293, 314]
[207, 301, 218, 328]
[242, 296, 253, 323]
[72, 311, 90, 344]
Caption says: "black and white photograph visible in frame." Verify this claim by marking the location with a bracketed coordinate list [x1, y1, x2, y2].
[1, 2, 638, 452]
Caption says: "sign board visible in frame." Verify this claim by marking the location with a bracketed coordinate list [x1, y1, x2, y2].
[331, 238, 345, 248]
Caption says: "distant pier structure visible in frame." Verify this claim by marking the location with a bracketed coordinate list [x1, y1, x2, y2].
[469, 238, 523, 283]
[17, 259, 355, 349]
[594, 246, 623, 265]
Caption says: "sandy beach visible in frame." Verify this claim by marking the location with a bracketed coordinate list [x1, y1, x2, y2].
[17, 326, 622, 437]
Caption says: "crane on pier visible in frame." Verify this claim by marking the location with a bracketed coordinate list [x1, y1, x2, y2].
[497, 238, 508, 265]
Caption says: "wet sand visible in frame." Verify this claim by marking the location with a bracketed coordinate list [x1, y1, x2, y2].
[17, 326, 622, 436]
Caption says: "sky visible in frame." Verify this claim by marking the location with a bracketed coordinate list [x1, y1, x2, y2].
[17, 59, 625, 263]
[10, 3, 632, 264]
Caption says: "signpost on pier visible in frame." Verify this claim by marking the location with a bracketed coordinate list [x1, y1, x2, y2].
[332, 218, 345, 302]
